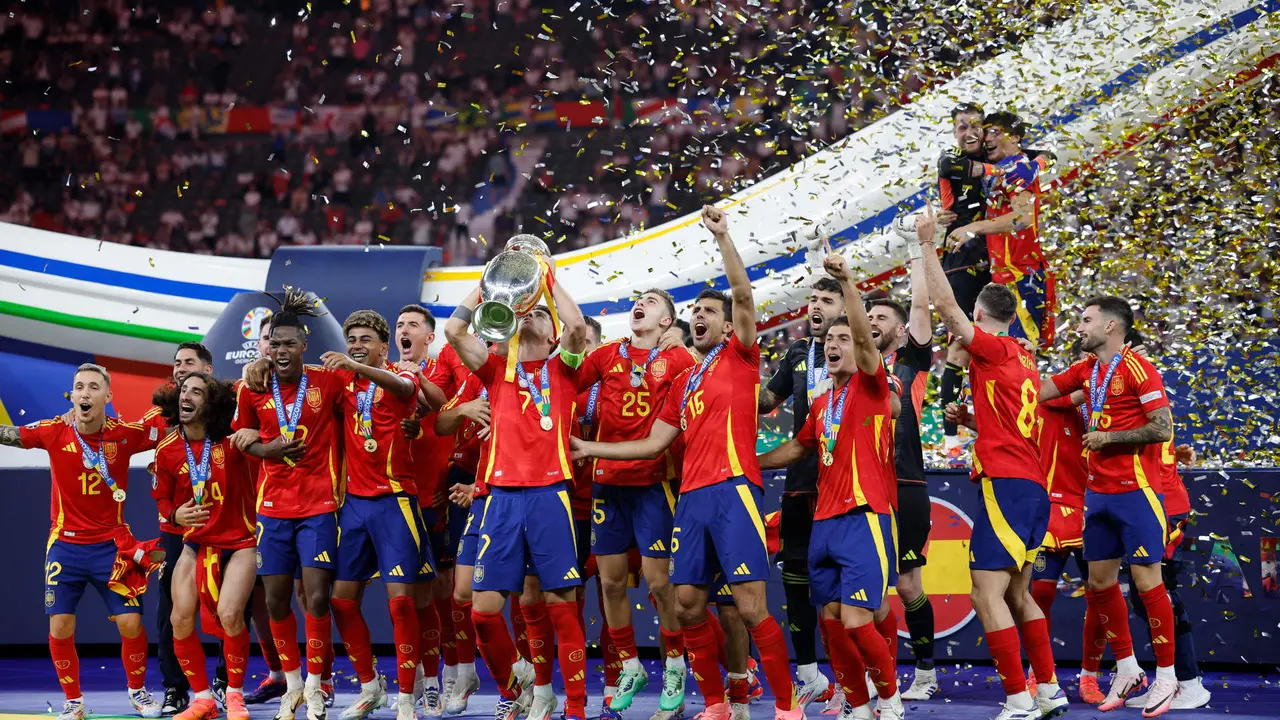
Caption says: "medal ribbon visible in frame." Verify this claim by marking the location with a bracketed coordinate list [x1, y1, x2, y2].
[680, 341, 725, 425]
[271, 371, 309, 442]
[72, 425, 123, 499]
[807, 339, 829, 402]
[515, 361, 552, 422]
[821, 379, 851, 457]
[181, 429, 213, 502]
[1087, 351, 1124, 432]
[621, 339, 661, 383]
[356, 381, 377, 440]
[580, 382, 601, 426]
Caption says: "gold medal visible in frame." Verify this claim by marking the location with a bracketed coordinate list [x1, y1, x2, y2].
[364, 437, 378, 453]
[822, 451, 834, 467]
[680, 416, 688, 431]
[539, 416, 554, 431]
[112, 488, 127, 502]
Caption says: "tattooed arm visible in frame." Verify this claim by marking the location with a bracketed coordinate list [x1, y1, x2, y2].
[1082, 406, 1173, 450]
[0, 425, 25, 448]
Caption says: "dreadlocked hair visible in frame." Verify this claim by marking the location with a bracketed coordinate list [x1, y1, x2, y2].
[266, 286, 326, 335]
[153, 372, 239, 441]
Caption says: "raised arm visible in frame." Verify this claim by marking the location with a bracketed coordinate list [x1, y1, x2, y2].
[550, 271, 588, 356]
[702, 205, 756, 347]
[573, 419, 680, 461]
[906, 247, 933, 346]
[823, 248, 881, 375]
[949, 190, 1034, 248]
[0, 425, 22, 448]
[914, 204, 974, 346]
[758, 437, 809, 471]
[444, 286, 490, 372]
[321, 352, 417, 399]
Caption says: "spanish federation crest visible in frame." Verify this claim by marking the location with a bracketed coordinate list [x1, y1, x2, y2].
[1110, 374, 1125, 395]
[473, 565, 485, 583]
[651, 358, 668, 379]
[1034, 553, 1047, 572]
[45, 590, 55, 608]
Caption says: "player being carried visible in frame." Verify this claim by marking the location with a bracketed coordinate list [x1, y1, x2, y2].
[1, 364, 166, 720]
[152, 373, 259, 720]
[912, 207, 1067, 720]
[573, 206, 806, 720]
[758, 248, 908, 720]
[443, 263, 592, 720]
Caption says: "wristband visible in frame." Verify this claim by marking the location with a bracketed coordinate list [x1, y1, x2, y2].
[451, 306, 474, 324]
[559, 348, 586, 369]
[168, 509, 179, 527]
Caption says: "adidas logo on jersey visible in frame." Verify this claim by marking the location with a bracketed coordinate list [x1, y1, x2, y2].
[388, 566, 405, 577]
[563, 567, 581, 581]
[62, 442, 78, 454]
[609, 363, 627, 373]
[314, 551, 332, 563]
[732, 563, 750, 576]
[649, 539, 667, 552]
[1134, 547, 1150, 558]
[850, 589, 868, 602]
[903, 550, 918, 561]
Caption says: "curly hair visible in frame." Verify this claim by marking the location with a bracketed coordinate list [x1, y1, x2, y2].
[343, 309, 391, 343]
[152, 372, 239, 441]
[266, 285, 326, 335]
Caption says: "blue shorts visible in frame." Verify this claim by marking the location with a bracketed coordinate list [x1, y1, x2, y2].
[711, 578, 735, 605]
[455, 496, 487, 568]
[670, 477, 769, 587]
[1032, 546, 1086, 582]
[422, 503, 467, 571]
[472, 483, 581, 593]
[1004, 266, 1056, 349]
[970, 478, 1050, 571]
[591, 482, 678, 558]
[336, 494, 434, 583]
[45, 539, 142, 617]
[256, 513, 338, 576]
[810, 510, 898, 609]
[1083, 488, 1167, 565]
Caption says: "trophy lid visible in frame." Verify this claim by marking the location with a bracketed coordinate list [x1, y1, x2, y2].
[505, 233, 550, 257]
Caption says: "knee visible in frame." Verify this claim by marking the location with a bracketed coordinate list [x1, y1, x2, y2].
[306, 589, 330, 617]
[733, 590, 768, 627]
[452, 586, 472, 606]
[220, 609, 246, 636]
[49, 615, 75, 639]
[675, 599, 704, 628]
[116, 613, 145, 638]
[599, 573, 628, 600]
[265, 594, 291, 620]
[897, 573, 922, 602]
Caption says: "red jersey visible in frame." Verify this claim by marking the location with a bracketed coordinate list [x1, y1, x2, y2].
[655, 334, 762, 492]
[411, 357, 452, 508]
[340, 364, 421, 498]
[965, 328, 1045, 486]
[230, 379, 265, 489]
[428, 343, 471, 399]
[442, 374, 487, 478]
[983, 154, 1045, 283]
[576, 341, 696, 486]
[794, 365, 895, 520]
[152, 431, 256, 549]
[569, 387, 596, 520]
[138, 403, 185, 534]
[21, 417, 161, 545]
[233, 366, 346, 519]
[1050, 348, 1170, 495]
[475, 353, 579, 488]
[1037, 395, 1087, 509]
[1159, 437, 1191, 516]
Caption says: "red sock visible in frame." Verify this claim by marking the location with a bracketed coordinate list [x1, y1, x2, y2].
[520, 600, 554, 686]
[611, 623, 639, 661]
[49, 635, 82, 700]
[1095, 582, 1135, 660]
[269, 614, 301, 673]
[304, 613, 333, 680]
[985, 625, 1026, 696]
[850, 623, 897, 699]
[602, 627, 622, 688]
[224, 628, 251, 690]
[1019, 617, 1058, 685]
[1081, 590, 1106, 673]
[705, 609, 727, 669]
[330, 598, 375, 683]
[748, 618, 796, 711]
[1031, 580, 1057, 637]
[728, 675, 750, 704]
[121, 631, 149, 690]
[173, 633, 209, 693]
[576, 590, 586, 632]
[389, 596, 420, 694]
[473, 609, 519, 700]
[548, 601, 588, 716]
[257, 623, 282, 673]
[1138, 584, 1177, 668]
[434, 594, 457, 668]
[822, 619, 870, 707]
[661, 627, 685, 660]
[683, 619, 726, 705]
[417, 601, 441, 677]
[875, 612, 899, 664]
[452, 599, 477, 664]
[510, 595, 531, 662]
[323, 644, 334, 681]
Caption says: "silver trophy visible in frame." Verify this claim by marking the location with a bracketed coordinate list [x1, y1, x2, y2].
[474, 235, 552, 342]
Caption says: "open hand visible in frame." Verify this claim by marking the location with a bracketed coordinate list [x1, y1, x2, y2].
[174, 499, 210, 528]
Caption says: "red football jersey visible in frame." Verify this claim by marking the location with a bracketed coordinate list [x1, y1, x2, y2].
[410, 357, 452, 509]
[21, 418, 161, 545]
[576, 341, 695, 487]
[569, 387, 596, 520]
[152, 431, 256, 549]
[231, 380, 265, 490]
[984, 154, 1046, 283]
[233, 366, 345, 518]
[474, 353, 578, 488]
[965, 328, 1045, 486]
[340, 365, 421, 498]
[655, 334, 762, 492]
[1159, 437, 1191, 516]
[1050, 348, 1170, 495]
[428, 343, 472, 399]
[138, 403, 184, 534]
[442, 373, 487, 478]
[1037, 396, 1087, 509]
[794, 365, 895, 520]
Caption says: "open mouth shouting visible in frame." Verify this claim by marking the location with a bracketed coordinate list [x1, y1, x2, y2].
[825, 347, 843, 369]
[76, 399, 94, 414]
[632, 306, 646, 321]
[963, 134, 982, 152]
[179, 399, 197, 423]
[810, 312, 825, 333]
[692, 320, 709, 343]
[399, 336, 412, 352]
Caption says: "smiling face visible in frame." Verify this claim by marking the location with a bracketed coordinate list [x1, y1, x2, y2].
[346, 325, 389, 368]
[269, 324, 307, 382]
[178, 375, 209, 426]
[1074, 304, 1117, 354]
[866, 305, 906, 354]
[807, 289, 842, 339]
[172, 347, 211, 385]
[257, 323, 271, 360]
[690, 297, 731, 353]
[954, 111, 985, 156]
[71, 369, 112, 424]
[630, 292, 675, 335]
[823, 322, 856, 376]
[984, 124, 1022, 162]
[395, 311, 434, 362]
